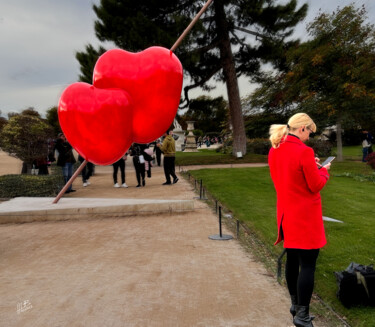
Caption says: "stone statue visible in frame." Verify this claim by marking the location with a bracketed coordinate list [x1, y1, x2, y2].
[173, 119, 182, 131]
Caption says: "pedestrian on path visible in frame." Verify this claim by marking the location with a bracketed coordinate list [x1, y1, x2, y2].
[130, 144, 151, 188]
[54, 133, 76, 193]
[268, 113, 331, 327]
[158, 129, 178, 185]
[361, 130, 372, 162]
[153, 139, 162, 166]
[144, 146, 154, 178]
[112, 154, 128, 188]
[78, 155, 94, 187]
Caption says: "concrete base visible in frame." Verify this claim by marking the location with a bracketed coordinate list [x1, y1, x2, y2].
[0, 197, 194, 224]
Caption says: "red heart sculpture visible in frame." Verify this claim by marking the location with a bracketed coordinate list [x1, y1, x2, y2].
[93, 46, 183, 143]
[58, 82, 133, 165]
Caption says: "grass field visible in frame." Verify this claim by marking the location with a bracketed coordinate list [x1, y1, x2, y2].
[175, 149, 268, 165]
[183, 148, 375, 327]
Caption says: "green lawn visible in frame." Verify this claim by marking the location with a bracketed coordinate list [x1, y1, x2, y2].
[332, 145, 365, 161]
[188, 161, 375, 327]
[175, 144, 364, 166]
[175, 148, 267, 166]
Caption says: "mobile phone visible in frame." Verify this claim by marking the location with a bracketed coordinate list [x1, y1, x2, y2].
[318, 156, 335, 169]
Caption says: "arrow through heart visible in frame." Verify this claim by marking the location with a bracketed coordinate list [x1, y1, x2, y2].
[58, 46, 183, 166]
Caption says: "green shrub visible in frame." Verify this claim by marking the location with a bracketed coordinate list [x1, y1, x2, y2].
[247, 138, 271, 155]
[306, 138, 333, 157]
[216, 137, 233, 154]
[0, 165, 65, 198]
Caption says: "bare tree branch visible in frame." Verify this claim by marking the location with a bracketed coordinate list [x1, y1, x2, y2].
[234, 26, 265, 39]
[180, 65, 221, 109]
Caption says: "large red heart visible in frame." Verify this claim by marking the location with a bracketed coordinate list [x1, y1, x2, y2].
[58, 82, 133, 165]
[93, 46, 183, 143]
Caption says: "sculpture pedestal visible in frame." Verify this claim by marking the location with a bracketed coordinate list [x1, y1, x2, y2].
[184, 121, 198, 152]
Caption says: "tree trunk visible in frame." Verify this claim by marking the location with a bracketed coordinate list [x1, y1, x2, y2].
[336, 118, 343, 161]
[214, 0, 247, 156]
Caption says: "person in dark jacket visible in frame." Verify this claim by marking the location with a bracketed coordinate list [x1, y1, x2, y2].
[130, 143, 152, 188]
[55, 133, 76, 193]
[153, 139, 162, 166]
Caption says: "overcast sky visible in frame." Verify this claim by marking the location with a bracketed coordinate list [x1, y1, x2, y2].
[0, 0, 374, 118]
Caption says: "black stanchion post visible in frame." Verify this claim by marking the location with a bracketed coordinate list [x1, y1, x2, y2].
[219, 206, 222, 237]
[199, 179, 203, 199]
[209, 206, 233, 241]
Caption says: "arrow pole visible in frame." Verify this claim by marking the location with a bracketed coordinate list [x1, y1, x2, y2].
[170, 0, 214, 52]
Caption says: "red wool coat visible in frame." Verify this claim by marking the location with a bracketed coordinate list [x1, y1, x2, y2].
[268, 135, 329, 249]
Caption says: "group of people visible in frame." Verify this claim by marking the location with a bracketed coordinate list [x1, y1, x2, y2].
[54, 129, 179, 192]
[196, 135, 222, 148]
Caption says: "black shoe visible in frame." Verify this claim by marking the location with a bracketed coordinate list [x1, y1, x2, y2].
[162, 182, 171, 185]
[173, 177, 179, 184]
[68, 189, 76, 193]
[136, 184, 141, 188]
[293, 305, 314, 327]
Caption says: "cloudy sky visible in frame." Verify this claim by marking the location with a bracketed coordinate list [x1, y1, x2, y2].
[0, 0, 374, 117]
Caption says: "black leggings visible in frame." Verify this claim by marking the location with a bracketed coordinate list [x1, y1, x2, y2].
[133, 157, 145, 185]
[285, 248, 320, 306]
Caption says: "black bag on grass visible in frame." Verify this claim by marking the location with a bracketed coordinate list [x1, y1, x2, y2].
[334, 262, 375, 308]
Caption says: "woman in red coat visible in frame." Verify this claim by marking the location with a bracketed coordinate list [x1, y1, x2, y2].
[268, 113, 330, 327]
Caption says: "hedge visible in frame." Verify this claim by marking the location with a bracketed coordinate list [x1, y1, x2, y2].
[0, 165, 65, 198]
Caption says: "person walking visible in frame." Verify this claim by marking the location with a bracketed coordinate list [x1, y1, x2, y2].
[112, 154, 128, 188]
[153, 139, 162, 166]
[268, 113, 331, 327]
[144, 145, 154, 178]
[158, 129, 178, 185]
[78, 155, 94, 187]
[130, 143, 149, 188]
[54, 133, 77, 193]
[362, 131, 372, 162]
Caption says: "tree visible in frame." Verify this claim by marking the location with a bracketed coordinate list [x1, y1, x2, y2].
[0, 113, 7, 133]
[250, 5, 375, 160]
[0, 112, 54, 173]
[79, 0, 307, 155]
[179, 95, 228, 135]
[46, 106, 61, 137]
[21, 107, 41, 118]
[76, 44, 107, 83]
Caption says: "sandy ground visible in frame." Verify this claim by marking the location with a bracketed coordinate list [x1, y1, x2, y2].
[1, 151, 304, 326]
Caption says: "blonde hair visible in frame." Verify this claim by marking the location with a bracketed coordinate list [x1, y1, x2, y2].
[269, 113, 317, 148]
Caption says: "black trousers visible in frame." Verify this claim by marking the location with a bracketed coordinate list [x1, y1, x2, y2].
[285, 248, 320, 306]
[133, 157, 145, 185]
[163, 156, 177, 183]
[113, 159, 125, 184]
[155, 149, 161, 166]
